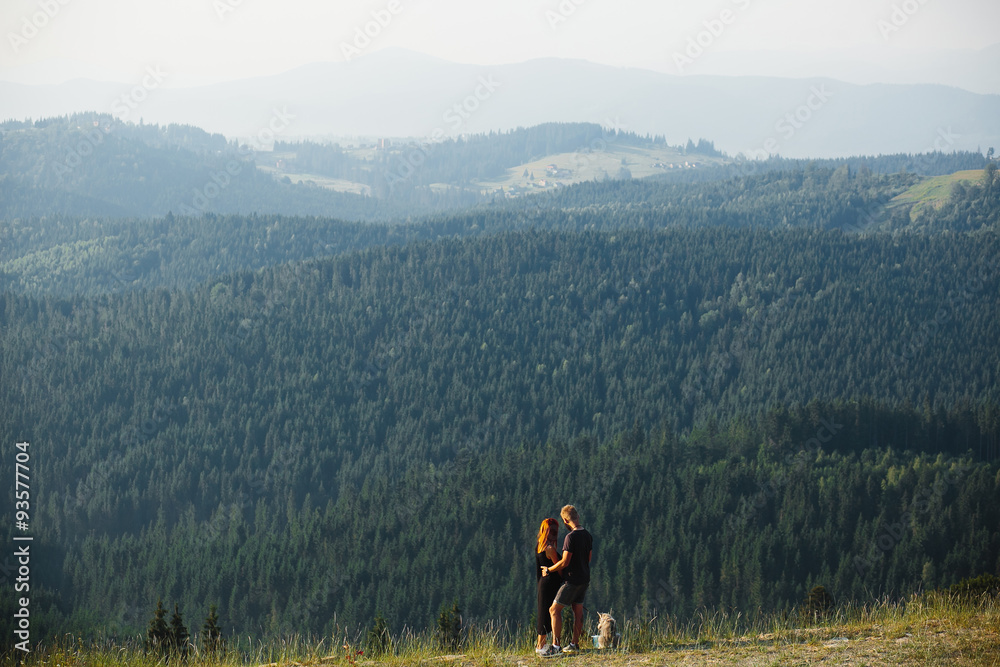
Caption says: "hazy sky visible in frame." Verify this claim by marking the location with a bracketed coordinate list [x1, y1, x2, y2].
[1, 0, 997, 88]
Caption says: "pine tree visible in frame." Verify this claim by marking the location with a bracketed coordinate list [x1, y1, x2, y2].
[803, 585, 835, 624]
[436, 601, 462, 651]
[146, 599, 170, 655]
[366, 613, 391, 656]
[201, 604, 225, 656]
[169, 603, 190, 658]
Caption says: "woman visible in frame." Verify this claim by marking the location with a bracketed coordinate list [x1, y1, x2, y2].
[534, 517, 562, 654]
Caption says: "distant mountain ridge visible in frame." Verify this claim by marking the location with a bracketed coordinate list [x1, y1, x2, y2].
[664, 43, 1000, 96]
[1, 50, 998, 158]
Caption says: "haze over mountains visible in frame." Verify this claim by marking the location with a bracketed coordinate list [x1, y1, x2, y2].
[2, 49, 998, 159]
[659, 43, 1000, 96]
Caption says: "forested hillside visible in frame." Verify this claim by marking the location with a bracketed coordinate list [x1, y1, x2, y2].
[275, 122, 670, 192]
[653, 151, 989, 185]
[2, 227, 999, 642]
[4, 163, 998, 297]
[905, 163, 1000, 232]
[0, 213, 460, 296]
[3, 115, 989, 224]
[0, 115, 481, 221]
[0, 118, 667, 220]
[2, 118, 999, 649]
[506, 162, 999, 232]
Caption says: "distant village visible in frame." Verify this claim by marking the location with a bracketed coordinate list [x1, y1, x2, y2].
[263, 138, 709, 199]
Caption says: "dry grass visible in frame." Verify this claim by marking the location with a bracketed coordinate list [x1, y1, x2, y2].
[6, 595, 998, 667]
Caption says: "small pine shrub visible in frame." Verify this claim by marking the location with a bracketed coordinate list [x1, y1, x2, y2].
[201, 604, 225, 657]
[802, 585, 835, 624]
[146, 599, 170, 656]
[169, 604, 190, 659]
[437, 601, 463, 651]
[367, 613, 391, 656]
[947, 574, 1000, 602]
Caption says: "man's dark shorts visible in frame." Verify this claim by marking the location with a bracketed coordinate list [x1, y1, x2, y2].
[554, 581, 588, 606]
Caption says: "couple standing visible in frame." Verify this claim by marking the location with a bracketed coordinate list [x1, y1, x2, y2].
[534, 505, 593, 657]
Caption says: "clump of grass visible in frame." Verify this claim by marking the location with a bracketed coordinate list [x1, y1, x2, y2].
[326, 617, 529, 667]
[461, 619, 527, 655]
[616, 605, 795, 652]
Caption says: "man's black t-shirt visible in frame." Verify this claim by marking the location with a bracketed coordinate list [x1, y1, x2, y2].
[561, 528, 593, 585]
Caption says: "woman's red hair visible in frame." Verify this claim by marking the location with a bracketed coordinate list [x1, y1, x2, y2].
[536, 517, 558, 553]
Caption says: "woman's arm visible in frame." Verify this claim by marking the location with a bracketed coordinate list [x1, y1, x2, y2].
[542, 550, 572, 575]
[545, 545, 560, 566]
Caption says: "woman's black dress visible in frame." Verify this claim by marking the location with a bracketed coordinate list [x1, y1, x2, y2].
[535, 549, 562, 635]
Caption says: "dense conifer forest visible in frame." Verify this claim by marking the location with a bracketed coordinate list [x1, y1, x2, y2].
[4, 158, 997, 297]
[1, 119, 998, 648]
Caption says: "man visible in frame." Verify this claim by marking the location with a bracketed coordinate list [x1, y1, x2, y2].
[539, 504, 592, 656]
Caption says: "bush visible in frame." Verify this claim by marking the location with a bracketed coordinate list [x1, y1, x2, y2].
[801, 585, 835, 624]
[366, 613, 391, 656]
[437, 601, 462, 651]
[947, 574, 1000, 602]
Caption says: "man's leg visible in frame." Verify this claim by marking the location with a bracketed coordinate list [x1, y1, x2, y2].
[549, 601, 565, 646]
[571, 603, 584, 645]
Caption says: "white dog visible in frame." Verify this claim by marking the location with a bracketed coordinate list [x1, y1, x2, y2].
[596, 612, 620, 649]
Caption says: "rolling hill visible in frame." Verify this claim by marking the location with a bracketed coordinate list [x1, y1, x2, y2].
[890, 170, 987, 218]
